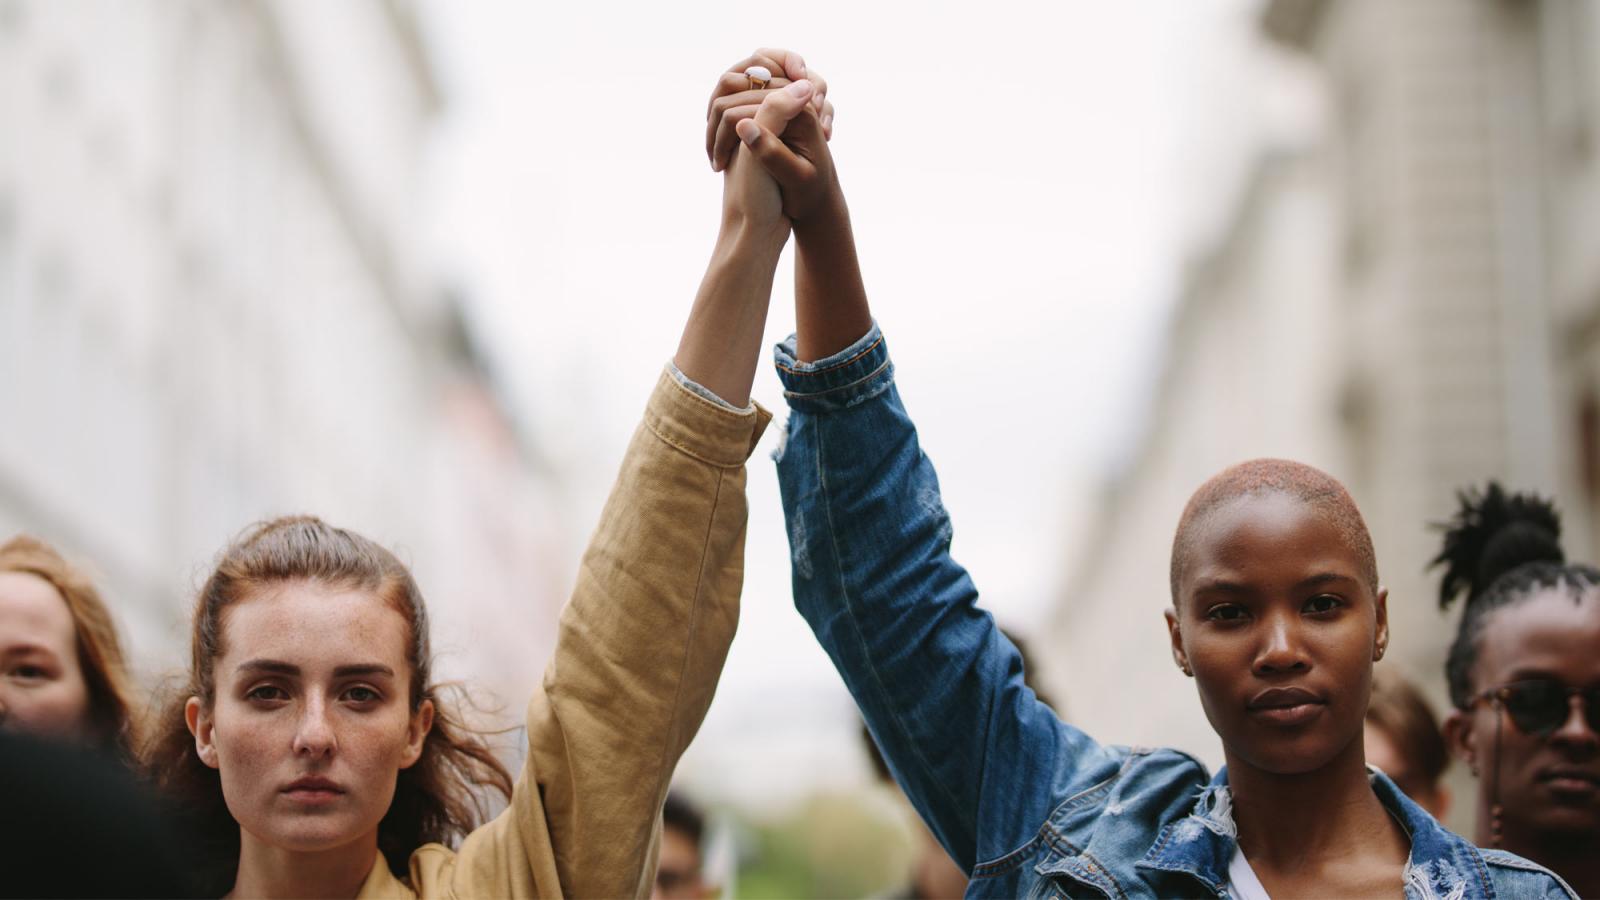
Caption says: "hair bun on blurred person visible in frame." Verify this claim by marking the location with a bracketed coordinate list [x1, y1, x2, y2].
[1433, 482, 1564, 610]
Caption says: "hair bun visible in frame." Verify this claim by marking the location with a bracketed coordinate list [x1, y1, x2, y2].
[1433, 482, 1563, 610]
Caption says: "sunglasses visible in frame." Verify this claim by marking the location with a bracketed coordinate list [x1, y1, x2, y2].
[1469, 679, 1600, 737]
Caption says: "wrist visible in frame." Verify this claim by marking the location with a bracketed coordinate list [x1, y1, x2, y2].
[717, 211, 790, 256]
[792, 183, 851, 244]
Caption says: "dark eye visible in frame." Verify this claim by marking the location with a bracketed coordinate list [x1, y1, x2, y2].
[246, 685, 289, 703]
[343, 686, 380, 704]
[11, 665, 49, 680]
[1205, 604, 1247, 622]
[1304, 594, 1343, 615]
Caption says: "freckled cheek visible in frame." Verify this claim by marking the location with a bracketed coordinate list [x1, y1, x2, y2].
[338, 714, 417, 804]
[212, 712, 293, 794]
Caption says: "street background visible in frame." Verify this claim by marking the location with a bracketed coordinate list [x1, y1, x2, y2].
[4, 1, 1598, 894]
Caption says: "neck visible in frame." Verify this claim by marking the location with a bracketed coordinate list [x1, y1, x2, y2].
[229, 827, 380, 900]
[1225, 737, 1408, 869]
[1493, 821, 1600, 897]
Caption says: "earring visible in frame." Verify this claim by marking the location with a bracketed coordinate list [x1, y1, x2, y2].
[1490, 803, 1503, 847]
[1180, 663, 1193, 677]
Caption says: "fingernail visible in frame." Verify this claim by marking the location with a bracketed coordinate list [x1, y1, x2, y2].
[786, 79, 811, 98]
[736, 120, 759, 145]
[822, 114, 832, 131]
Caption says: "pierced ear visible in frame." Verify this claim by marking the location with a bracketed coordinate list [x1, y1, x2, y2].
[1164, 608, 1193, 677]
[1372, 587, 1390, 661]
[185, 696, 219, 770]
[401, 698, 435, 770]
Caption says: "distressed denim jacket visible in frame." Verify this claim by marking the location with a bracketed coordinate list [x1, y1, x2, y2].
[772, 324, 1573, 899]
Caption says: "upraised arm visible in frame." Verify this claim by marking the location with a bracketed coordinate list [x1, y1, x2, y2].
[719, 59, 1119, 874]
[431, 67, 819, 900]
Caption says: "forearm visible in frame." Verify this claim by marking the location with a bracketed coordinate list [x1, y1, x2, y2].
[793, 187, 872, 362]
[517, 373, 768, 898]
[774, 329, 1104, 872]
[674, 214, 789, 407]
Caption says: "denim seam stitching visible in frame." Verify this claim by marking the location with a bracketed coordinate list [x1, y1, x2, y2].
[781, 359, 893, 402]
[774, 335, 885, 375]
[812, 416, 976, 868]
[1466, 847, 1495, 900]
[970, 833, 1044, 879]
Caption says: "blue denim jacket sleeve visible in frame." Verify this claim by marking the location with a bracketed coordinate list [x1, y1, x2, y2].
[773, 323, 1122, 874]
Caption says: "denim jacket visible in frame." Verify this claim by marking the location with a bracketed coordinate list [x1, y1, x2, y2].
[771, 324, 1573, 899]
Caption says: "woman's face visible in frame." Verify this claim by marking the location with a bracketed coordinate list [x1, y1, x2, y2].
[1448, 587, 1600, 840]
[0, 571, 91, 741]
[1167, 491, 1387, 776]
[187, 582, 434, 857]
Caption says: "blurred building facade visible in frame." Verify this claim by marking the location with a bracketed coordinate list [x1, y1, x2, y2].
[1045, 0, 1600, 833]
[0, 0, 564, 707]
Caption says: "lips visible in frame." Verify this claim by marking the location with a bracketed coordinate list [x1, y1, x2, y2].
[1539, 767, 1600, 795]
[1247, 686, 1326, 726]
[281, 775, 345, 803]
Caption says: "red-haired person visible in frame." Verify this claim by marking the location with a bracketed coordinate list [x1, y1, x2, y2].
[0, 535, 139, 759]
[141, 53, 833, 899]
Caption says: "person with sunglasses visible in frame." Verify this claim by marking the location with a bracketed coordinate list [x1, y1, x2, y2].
[1436, 483, 1600, 897]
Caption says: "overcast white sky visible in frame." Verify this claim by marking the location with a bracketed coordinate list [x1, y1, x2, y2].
[416, 0, 1295, 812]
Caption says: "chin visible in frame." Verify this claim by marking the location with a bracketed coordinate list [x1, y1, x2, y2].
[1529, 807, 1600, 835]
[1230, 732, 1346, 777]
[247, 811, 373, 854]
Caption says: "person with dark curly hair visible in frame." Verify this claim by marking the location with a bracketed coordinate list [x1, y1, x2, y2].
[1435, 483, 1600, 897]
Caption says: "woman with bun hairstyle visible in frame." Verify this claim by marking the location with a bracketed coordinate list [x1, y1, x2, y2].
[140, 52, 830, 899]
[0, 535, 139, 759]
[1435, 484, 1600, 897]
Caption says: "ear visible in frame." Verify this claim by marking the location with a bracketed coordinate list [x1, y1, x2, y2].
[1164, 608, 1193, 677]
[1443, 708, 1478, 775]
[1372, 586, 1390, 661]
[185, 696, 219, 769]
[400, 698, 435, 769]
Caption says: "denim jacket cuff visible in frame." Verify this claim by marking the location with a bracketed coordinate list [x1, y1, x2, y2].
[772, 320, 894, 414]
[646, 365, 771, 468]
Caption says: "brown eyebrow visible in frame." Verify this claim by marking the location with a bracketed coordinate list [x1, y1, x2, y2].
[235, 660, 395, 679]
[0, 643, 61, 661]
[332, 664, 395, 679]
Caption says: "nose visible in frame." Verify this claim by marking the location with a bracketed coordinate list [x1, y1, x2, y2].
[1253, 611, 1310, 676]
[1549, 693, 1599, 752]
[292, 697, 337, 758]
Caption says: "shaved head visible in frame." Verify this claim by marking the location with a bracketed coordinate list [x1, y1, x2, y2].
[1171, 458, 1378, 602]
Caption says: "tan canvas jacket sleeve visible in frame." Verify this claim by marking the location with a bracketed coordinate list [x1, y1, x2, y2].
[370, 369, 770, 899]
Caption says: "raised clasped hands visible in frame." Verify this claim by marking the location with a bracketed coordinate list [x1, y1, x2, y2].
[707, 49, 841, 236]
